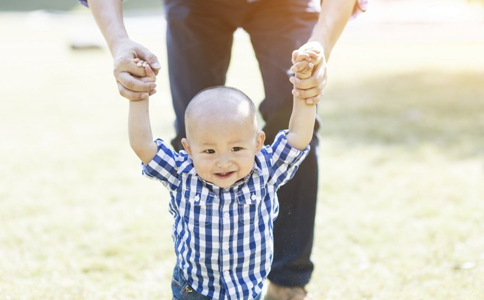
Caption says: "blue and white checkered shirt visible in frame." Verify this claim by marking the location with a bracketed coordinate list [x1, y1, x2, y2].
[142, 130, 309, 300]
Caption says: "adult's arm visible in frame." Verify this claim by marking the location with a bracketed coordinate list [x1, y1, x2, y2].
[84, 0, 161, 100]
[292, 0, 366, 103]
[286, 62, 328, 149]
[310, 0, 358, 61]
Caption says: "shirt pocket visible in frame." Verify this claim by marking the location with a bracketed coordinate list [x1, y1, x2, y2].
[236, 187, 266, 225]
[182, 189, 214, 227]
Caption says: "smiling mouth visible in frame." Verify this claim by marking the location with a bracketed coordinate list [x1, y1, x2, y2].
[215, 171, 235, 178]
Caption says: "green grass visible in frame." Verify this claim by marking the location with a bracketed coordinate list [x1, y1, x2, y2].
[312, 70, 484, 299]
[323, 71, 484, 157]
[1, 13, 484, 300]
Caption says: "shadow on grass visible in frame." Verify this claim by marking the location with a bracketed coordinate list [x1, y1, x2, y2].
[322, 70, 484, 159]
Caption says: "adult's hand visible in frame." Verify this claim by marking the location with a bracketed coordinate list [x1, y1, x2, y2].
[290, 41, 327, 105]
[112, 39, 161, 101]
[86, 0, 162, 101]
[289, 0, 358, 104]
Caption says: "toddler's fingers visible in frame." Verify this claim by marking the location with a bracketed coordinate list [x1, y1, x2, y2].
[144, 64, 156, 79]
[305, 63, 314, 73]
[290, 60, 310, 73]
[137, 60, 149, 68]
[136, 60, 145, 67]
[305, 50, 321, 59]
[292, 51, 311, 63]
[295, 52, 312, 63]
[294, 63, 314, 79]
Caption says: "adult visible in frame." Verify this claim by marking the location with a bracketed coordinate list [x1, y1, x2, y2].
[80, 0, 366, 299]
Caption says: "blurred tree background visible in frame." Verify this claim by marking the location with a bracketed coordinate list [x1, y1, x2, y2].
[0, 0, 162, 11]
[1, 0, 483, 12]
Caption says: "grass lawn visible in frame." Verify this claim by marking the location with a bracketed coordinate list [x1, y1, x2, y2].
[1, 12, 484, 300]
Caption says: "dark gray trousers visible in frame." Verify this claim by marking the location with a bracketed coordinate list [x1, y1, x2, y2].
[164, 0, 320, 286]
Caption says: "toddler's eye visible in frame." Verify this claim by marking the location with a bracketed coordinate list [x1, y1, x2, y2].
[203, 149, 215, 154]
[232, 147, 243, 152]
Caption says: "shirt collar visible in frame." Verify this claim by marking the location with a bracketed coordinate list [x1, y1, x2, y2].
[177, 151, 197, 175]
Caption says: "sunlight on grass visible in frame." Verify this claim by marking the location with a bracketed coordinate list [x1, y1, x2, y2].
[310, 64, 484, 299]
[323, 71, 484, 157]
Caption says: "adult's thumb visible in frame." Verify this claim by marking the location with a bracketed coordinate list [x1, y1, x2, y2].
[140, 49, 161, 70]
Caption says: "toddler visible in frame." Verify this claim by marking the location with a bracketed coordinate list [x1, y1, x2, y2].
[128, 50, 321, 299]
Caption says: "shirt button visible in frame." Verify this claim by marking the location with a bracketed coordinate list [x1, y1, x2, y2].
[251, 194, 256, 200]
[224, 212, 230, 219]
[194, 195, 200, 202]
[224, 243, 229, 250]
[224, 270, 230, 276]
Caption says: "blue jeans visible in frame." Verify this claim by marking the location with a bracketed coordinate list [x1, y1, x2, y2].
[164, 0, 320, 287]
[171, 266, 262, 300]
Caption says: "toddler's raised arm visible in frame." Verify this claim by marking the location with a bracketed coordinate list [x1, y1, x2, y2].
[285, 49, 324, 150]
[128, 60, 158, 164]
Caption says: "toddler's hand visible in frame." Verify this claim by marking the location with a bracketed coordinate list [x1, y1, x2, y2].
[134, 58, 157, 85]
[289, 45, 325, 105]
[290, 48, 322, 80]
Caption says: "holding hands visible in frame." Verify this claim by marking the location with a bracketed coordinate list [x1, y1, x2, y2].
[134, 58, 157, 87]
[132, 40, 328, 108]
[112, 40, 160, 101]
[289, 41, 328, 105]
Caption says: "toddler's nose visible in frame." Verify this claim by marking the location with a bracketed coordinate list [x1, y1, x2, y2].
[216, 156, 232, 168]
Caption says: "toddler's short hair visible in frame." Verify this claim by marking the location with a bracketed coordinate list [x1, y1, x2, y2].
[185, 86, 258, 137]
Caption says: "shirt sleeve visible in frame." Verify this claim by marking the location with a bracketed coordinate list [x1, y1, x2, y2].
[264, 130, 310, 190]
[141, 138, 183, 191]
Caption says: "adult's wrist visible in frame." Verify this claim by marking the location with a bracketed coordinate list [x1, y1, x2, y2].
[109, 36, 131, 57]
[308, 37, 331, 61]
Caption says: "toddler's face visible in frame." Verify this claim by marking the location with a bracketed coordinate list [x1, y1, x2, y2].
[182, 117, 265, 188]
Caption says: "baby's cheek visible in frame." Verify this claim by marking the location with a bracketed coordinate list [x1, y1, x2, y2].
[241, 156, 256, 170]
[195, 160, 213, 175]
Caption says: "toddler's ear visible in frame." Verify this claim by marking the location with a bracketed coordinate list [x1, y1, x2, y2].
[181, 138, 192, 156]
[256, 131, 266, 152]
